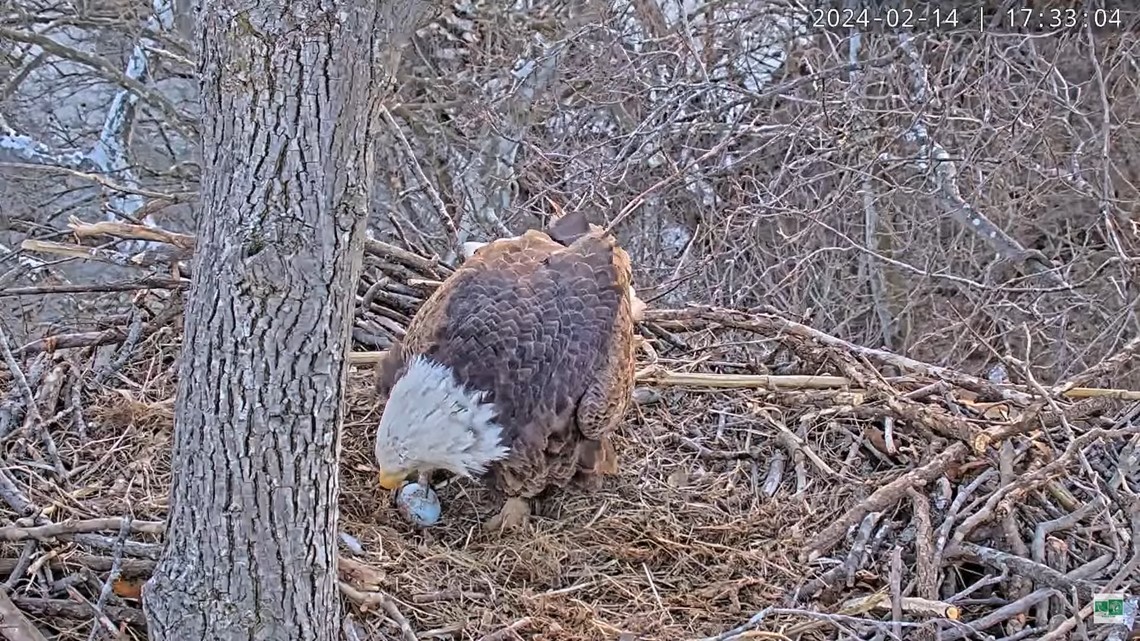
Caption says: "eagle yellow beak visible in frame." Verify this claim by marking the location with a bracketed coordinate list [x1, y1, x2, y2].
[377, 469, 410, 490]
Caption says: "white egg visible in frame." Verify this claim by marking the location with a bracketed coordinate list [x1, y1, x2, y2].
[395, 482, 442, 527]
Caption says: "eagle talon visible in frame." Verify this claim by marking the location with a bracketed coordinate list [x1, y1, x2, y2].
[483, 497, 531, 533]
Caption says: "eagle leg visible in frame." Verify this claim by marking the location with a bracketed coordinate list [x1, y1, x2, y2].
[482, 497, 530, 533]
[571, 436, 618, 490]
[596, 435, 619, 475]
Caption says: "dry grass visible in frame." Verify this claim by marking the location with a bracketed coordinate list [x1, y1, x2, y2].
[338, 381, 829, 640]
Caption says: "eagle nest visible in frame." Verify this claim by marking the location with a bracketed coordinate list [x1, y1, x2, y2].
[0, 219, 1138, 641]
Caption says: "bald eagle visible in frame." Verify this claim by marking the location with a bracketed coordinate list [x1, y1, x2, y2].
[372, 212, 643, 531]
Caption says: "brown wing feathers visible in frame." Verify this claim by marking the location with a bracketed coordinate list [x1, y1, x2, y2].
[375, 214, 636, 497]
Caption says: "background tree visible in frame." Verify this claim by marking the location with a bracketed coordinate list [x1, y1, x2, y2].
[138, 0, 436, 638]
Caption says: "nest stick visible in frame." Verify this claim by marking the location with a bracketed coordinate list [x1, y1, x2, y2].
[806, 442, 968, 560]
[951, 427, 1138, 546]
[0, 587, 51, 641]
[0, 278, 185, 297]
[338, 582, 417, 641]
[0, 556, 156, 577]
[1037, 602, 1094, 641]
[840, 593, 960, 620]
[906, 488, 938, 600]
[84, 517, 132, 641]
[475, 617, 534, 641]
[19, 240, 141, 268]
[16, 294, 183, 356]
[0, 326, 65, 478]
[348, 351, 1140, 400]
[2, 541, 37, 590]
[0, 322, 43, 430]
[0, 467, 36, 518]
[1031, 497, 1107, 588]
[938, 588, 1057, 641]
[67, 218, 196, 249]
[10, 596, 146, 626]
[66, 585, 127, 641]
[944, 542, 1097, 601]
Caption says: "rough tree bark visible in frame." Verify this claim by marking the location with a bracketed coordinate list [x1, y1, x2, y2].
[142, 1, 437, 639]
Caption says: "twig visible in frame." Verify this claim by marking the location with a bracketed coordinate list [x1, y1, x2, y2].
[338, 582, 418, 641]
[378, 105, 457, 244]
[337, 556, 386, 590]
[49, 572, 94, 597]
[689, 607, 788, 641]
[70, 367, 90, 442]
[0, 518, 165, 542]
[0, 327, 65, 478]
[951, 427, 1139, 545]
[932, 468, 998, 569]
[69, 535, 161, 560]
[906, 488, 938, 599]
[0, 278, 185, 297]
[1053, 334, 1140, 396]
[605, 111, 763, 233]
[20, 240, 147, 268]
[0, 26, 196, 137]
[762, 450, 786, 496]
[94, 308, 145, 384]
[0, 321, 44, 434]
[412, 589, 487, 604]
[806, 442, 968, 560]
[0, 556, 155, 578]
[10, 596, 146, 626]
[67, 218, 195, 250]
[364, 240, 448, 278]
[648, 306, 1037, 404]
[938, 588, 1058, 641]
[1031, 496, 1107, 622]
[641, 369, 856, 391]
[839, 593, 960, 620]
[0, 587, 51, 641]
[347, 348, 1140, 401]
[16, 294, 182, 356]
[1036, 602, 1093, 641]
[759, 607, 919, 638]
[768, 417, 838, 478]
[475, 617, 534, 641]
[0, 468, 36, 516]
[86, 516, 132, 641]
[2, 541, 37, 589]
[797, 513, 881, 601]
[66, 585, 126, 641]
[943, 543, 1097, 601]
[1065, 553, 1113, 581]
[0, 162, 189, 202]
[1102, 505, 1140, 594]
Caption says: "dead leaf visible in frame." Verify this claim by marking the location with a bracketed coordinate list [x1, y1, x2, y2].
[112, 578, 144, 600]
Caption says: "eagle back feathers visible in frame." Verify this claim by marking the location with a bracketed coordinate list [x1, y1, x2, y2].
[374, 216, 637, 497]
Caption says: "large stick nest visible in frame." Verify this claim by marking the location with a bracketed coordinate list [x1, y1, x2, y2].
[0, 221, 1138, 641]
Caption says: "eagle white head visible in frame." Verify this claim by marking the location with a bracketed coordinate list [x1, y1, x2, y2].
[374, 355, 511, 489]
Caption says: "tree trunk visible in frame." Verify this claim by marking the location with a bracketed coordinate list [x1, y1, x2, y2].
[142, 1, 436, 639]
